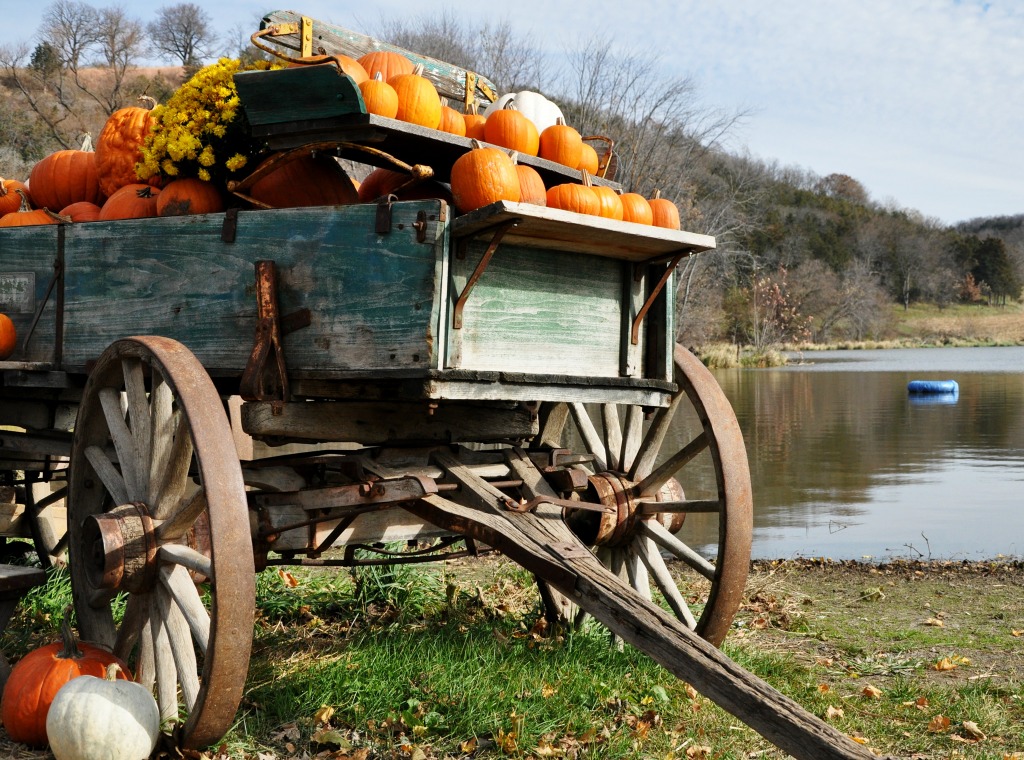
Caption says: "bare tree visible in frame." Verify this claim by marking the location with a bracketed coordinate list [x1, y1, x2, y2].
[375, 10, 543, 94]
[0, 1, 161, 154]
[559, 38, 744, 201]
[147, 3, 215, 69]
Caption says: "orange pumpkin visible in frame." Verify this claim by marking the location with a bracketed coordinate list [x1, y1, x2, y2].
[546, 181, 600, 216]
[28, 150, 102, 210]
[591, 184, 624, 221]
[357, 51, 414, 82]
[539, 117, 583, 169]
[0, 190, 58, 227]
[463, 103, 487, 141]
[359, 72, 399, 118]
[356, 167, 451, 204]
[620, 192, 654, 225]
[514, 159, 547, 206]
[0, 177, 30, 217]
[247, 153, 359, 208]
[156, 177, 225, 216]
[578, 142, 600, 174]
[450, 142, 520, 213]
[58, 201, 103, 222]
[649, 189, 681, 229]
[0, 313, 16, 359]
[0, 615, 130, 747]
[95, 100, 160, 197]
[388, 64, 442, 129]
[332, 54, 368, 85]
[484, 102, 539, 156]
[98, 184, 161, 220]
[439, 104, 467, 137]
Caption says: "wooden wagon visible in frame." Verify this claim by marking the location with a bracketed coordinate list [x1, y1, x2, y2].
[0, 12, 888, 760]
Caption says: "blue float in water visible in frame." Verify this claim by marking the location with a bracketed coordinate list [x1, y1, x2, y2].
[907, 379, 959, 395]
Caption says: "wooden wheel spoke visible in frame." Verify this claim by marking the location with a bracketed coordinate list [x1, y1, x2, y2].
[625, 539, 652, 602]
[155, 490, 208, 543]
[620, 406, 645, 474]
[113, 593, 146, 663]
[628, 391, 685, 481]
[156, 582, 201, 711]
[639, 519, 716, 581]
[84, 444, 129, 505]
[570, 402, 607, 471]
[159, 564, 211, 656]
[99, 387, 144, 501]
[637, 530, 698, 629]
[122, 358, 151, 499]
[136, 612, 156, 692]
[538, 402, 570, 449]
[158, 543, 214, 582]
[634, 431, 709, 498]
[150, 595, 180, 723]
[601, 404, 622, 471]
[150, 409, 194, 519]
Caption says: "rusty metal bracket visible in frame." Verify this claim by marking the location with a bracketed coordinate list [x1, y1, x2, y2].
[631, 252, 685, 345]
[503, 495, 612, 514]
[240, 260, 311, 402]
[452, 219, 519, 329]
[21, 252, 63, 357]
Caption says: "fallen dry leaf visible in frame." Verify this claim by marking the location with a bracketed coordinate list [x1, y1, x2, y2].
[686, 746, 712, 759]
[933, 657, 958, 671]
[460, 737, 477, 753]
[962, 720, 986, 740]
[825, 706, 845, 721]
[849, 735, 869, 744]
[541, 683, 557, 698]
[314, 705, 335, 725]
[817, 683, 831, 693]
[862, 684, 883, 699]
[278, 569, 299, 587]
[928, 714, 951, 732]
[923, 617, 945, 627]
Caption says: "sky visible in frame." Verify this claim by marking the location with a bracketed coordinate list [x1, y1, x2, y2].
[1, 0, 1021, 226]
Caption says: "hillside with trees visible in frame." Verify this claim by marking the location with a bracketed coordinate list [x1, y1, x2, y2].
[3, 1, 1021, 356]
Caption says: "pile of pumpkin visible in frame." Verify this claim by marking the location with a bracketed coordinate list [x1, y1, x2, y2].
[342, 49, 683, 228]
[0, 610, 160, 760]
[0, 49, 683, 230]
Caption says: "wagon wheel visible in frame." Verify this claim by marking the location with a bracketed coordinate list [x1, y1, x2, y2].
[68, 336, 255, 750]
[537, 344, 752, 647]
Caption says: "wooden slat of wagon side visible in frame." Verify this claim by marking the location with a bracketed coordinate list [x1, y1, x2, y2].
[60, 203, 448, 375]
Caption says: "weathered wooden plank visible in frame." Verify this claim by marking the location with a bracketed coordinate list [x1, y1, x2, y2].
[61, 203, 447, 374]
[0, 227, 61, 364]
[410, 451, 892, 760]
[447, 241, 628, 377]
[453, 201, 716, 261]
[259, 10, 499, 107]
[242, 400, 537, 444]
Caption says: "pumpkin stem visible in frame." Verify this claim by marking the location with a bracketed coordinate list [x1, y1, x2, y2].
[14, 188, 33, 213]
[652, 189, 662, 200]
[137, 94, 158, 110]
[580, 170, 593, 187]
[58, 604, 85, 660]
[80, 132, 93, 151]
[104, 662, 123, 681]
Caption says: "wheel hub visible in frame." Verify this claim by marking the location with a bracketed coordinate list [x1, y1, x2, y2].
[82, 503, 213, 594]
[82, 502, 159, 594]
[574, 472, 686, 547]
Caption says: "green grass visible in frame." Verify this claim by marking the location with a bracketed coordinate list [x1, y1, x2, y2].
[4, 559, 1024, 758]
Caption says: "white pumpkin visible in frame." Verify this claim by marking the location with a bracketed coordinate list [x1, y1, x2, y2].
[483, 90, 565, 134]
[45, 665, 160, 760]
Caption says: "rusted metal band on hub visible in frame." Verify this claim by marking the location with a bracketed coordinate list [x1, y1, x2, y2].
[84, 502, 158, 595]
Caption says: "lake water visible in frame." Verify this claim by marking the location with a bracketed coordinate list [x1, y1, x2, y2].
[711, 346, 1024, 561]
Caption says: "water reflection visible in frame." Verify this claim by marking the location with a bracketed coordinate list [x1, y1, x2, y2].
[712, 346, 1024, 561]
